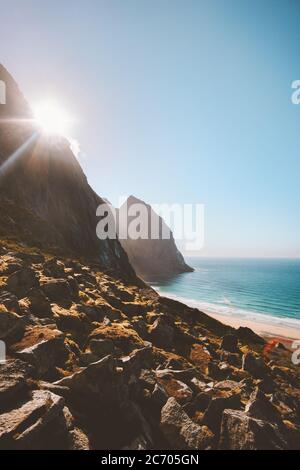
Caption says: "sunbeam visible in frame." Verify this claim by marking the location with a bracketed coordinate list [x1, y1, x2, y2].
[0, 132, 39, 180]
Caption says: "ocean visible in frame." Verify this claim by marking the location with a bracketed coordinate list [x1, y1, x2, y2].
[147, 257, 300, 332]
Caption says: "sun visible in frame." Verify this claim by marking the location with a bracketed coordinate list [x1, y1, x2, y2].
[33, 100, 72, 136]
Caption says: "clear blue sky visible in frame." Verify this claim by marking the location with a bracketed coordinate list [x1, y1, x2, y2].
[1, 0, 299, 257]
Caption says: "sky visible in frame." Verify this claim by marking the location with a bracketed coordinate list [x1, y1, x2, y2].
[0, 0, 299, 257]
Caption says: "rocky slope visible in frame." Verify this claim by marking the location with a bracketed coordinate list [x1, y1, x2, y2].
[118, 195, 193, 278]
[0, 66, 300, 450]
[0, 64, 135, 279]
[0, 241, 300, 449]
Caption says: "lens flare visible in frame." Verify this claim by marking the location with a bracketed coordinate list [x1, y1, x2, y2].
[33, 100, 72, 136]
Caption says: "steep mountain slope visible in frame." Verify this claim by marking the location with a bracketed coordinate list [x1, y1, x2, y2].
[0, 65, 299, 451]
[118, 195, 193, 277]
[0, 64, 135, 278]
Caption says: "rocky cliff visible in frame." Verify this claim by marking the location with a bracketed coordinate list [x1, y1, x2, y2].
[118, 195, 193, 278]
[0, 64, 135, 280]
[0, 66, 299, 450]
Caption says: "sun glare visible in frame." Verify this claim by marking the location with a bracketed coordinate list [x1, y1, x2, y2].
[33, 100, 72, 136]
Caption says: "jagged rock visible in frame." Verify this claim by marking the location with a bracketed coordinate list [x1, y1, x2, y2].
[148, 317, 174, 349]
[0, 255, 23, 275]
[69, 427, 90, 450]
[157, 376, 193, 405]
[89, 338, 115, 357]
[219, 409, 288, 450]
[282, 420, 300, 450]
[221, 334, 239, 353]
[80, 352, 99, 366]
[0, 359, 33, 405]
[40, 278, 72, 303]
[189, 343, 211, 373]
[78, 303, 122, 322]
[43, 259, 65, 278]
[152, 383, 169, 408]
[208, 361, 233, 380]
[0, 309, 25, 343]
[13, 327, 68, 377]
[220, 351, 242, 367]
[54, 355, 124, 406]
[27, 288, 52, 318]
[53, 305, 89, 333]
[139, 369, 156, 391]
[66, 276, 79, 300]
[245, 387, 282, 423]
[0, 390, 68, 449]
[202, 392, 242, 434]
[120, 346, 154, 374]
[214, 380, 242, 392]
[37, 381, 70, 398]
[6, 268, 39, 299]
[0, 291, 21, 314]
[89, 323, 145, 354]
[236, 327, 265, 345]
[242, 352, 268, 378]
[160, 397, 214, 450]
[190, 377, 209, 393]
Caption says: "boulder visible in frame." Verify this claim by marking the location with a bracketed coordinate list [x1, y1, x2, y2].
[202, 392, 242, 434]
[6, 268, 39, 299]
[89, 338, 115, 357]
[40, 278, 72, 302]
[80, 352, 99, 366]
[27, 288, 52, 318]
[0, 255, 23, 276]
[13, 327, 68, 377]
[0, 309, 25, 344]
[160, 397, 214, 450]
[0, 359, 33, 405]
[43, 259, 65, 278]
[219, 409, 288, 450]
[245, 387, 282, 423]
[221, 334, 239, 353]
[0, 390, 68, 449]
[148, 317, 174, 349]
[236, 327, 265, 345]
[120, 346, 154, 375]
[242, 352, 268, 378]
[151, 383, 169, 408]
[68, 427, 90, 450]
[0, 291, 20, 314]
[66, 276, 79, 299]
[53, 355, 127, 410]
[157, 376, 193, 405]
[88, 323, 145, 354]
[189, 343, 211, 374]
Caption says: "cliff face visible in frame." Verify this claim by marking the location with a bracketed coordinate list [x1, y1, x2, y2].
[118, 195, 193, 278]
[0, 65, 135, 279]
[0, 65, 300, 451]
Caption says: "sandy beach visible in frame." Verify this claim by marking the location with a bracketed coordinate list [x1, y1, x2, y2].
[208, 311, 299, 347]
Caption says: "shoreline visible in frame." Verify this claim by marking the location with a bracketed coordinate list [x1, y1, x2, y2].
[155, 289, 300, 346]
[207, 311, 299, 348]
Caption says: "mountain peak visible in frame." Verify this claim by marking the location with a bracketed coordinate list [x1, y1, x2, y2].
[0, 67, 136, 280]
[118, 195, 193, 278]
[0, 63, 32, 118]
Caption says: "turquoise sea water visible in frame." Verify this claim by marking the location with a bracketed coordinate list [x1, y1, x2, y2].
[148, 257, 300, 331]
